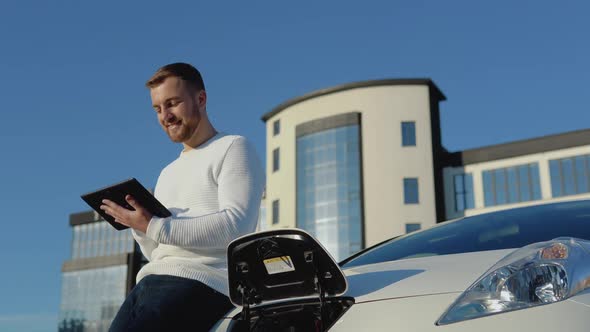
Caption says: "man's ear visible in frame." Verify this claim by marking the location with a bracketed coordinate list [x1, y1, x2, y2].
[197, 90, 207, 110]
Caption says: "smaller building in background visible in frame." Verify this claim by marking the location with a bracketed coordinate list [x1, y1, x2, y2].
[58, 211, 144, 332]
[443, 129, 590, 219]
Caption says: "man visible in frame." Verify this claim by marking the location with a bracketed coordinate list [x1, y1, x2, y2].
[101, 62, 265, 331]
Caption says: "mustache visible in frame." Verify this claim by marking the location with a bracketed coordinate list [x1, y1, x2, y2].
[164, 117, 181, 126]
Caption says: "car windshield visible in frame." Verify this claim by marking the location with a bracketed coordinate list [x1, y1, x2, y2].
[342, 200, 590, 268]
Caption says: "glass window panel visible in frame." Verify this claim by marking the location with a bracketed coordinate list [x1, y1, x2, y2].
[550, 155, 590, 198]
[563, 158, 575, 195]
[495, 170, 507, 205]
[87, 224, 94, 258]
[401, 121, 416, 146]
[80, 224, 88, 259]
[272, 148, 280, 172]
[405, 223, 421, 233]
[273, 119, 280, 136]
[91, 223, 98, 258]
[90, 223, 98, 258]
[59, 265, 128, 330]
[86, 224, 92, 257]
[456, 193, 465, 211]
[530, 163, 542, 200]
[120, 227, 128, 254]
[296, 124, 362, 261]
[104, 222, 116, 256]
[403, 178, 419, 204]
[112, 226, 120, 255]
[103, 224, 111, 256]
[86, 224, 94, 257]
[120, 229, 127, 254]
[119, 227, 128, 254]
[483, 171, 494, 207]
[453, 174, 464, 192]
[453, 174, 466, 211]
[97, 223, 104, 257]
[507, 167, 518, 203]
[72, 226, 80, 259]
[518, 166, 531, 202]
[106, 223, 114, 256]
[272, 200, 279, 224]
[550, 159, 563, 197]
[575, 156, 589, 194]
[465, 174, 475, 209]
[481, 163, 542, 206]
[111, 225, 119, 256]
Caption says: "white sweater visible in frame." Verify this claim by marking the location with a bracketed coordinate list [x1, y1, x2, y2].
[132, 133, 265, 296]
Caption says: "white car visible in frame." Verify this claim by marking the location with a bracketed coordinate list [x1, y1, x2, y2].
[211, 199, 590, 331]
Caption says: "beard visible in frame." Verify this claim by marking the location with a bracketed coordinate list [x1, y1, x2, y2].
[164, 110, 201, 143]
[162, 99, 202, 143]
[166, 122, 193, 142]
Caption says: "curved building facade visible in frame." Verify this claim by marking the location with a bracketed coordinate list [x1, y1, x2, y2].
[262, 79, 447, 260]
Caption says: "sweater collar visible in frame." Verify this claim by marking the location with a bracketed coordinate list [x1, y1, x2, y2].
[179, 132, 224, 156]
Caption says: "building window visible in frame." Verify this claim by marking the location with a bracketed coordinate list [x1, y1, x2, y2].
[59, 265, 127, 331]
[272, 148, 280, 172]
[405, 223, 421, 233]
[403, 178, 419, 204]
[401, 121, 416, 146]
[272, 200, 279, 224]
[550, 154, 590, 197]
[453, 173, 474, 211]
[296, 124, 363, 261]
[483, 163, 541, 207]
[257, 204, 267, 231]
[273, 119, 280, 136]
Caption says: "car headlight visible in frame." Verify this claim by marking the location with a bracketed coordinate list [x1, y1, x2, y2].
[437, 237, 590, 325]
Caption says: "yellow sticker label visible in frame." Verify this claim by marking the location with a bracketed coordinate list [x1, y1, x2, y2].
[263, 256, 295, 275]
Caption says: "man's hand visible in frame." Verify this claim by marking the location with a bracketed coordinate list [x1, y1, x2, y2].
[100, 195, 153, 234]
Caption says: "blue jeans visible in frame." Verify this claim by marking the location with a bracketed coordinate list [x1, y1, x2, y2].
[109, 274, 234, 332]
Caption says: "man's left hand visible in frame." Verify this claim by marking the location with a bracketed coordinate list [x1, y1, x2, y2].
[100, 195, 153, 234]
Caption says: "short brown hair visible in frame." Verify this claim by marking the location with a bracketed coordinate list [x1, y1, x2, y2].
[145, 62, 205, 91]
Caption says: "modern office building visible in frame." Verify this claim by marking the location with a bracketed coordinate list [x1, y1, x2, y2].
[261, 78, 590, 261]
[58, 211, 143, 332]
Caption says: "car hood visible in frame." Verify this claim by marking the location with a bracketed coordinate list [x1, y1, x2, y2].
[342, 248, 515, 303]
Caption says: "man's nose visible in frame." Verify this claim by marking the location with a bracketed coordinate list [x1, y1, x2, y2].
[162, 109, 175, 122]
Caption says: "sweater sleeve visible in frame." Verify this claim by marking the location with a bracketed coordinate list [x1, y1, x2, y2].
[145, 136, 265, 249]
[131, 228, 158, 261]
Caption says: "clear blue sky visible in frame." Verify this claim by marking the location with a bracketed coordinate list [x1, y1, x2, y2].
[0, 1, 588, 330]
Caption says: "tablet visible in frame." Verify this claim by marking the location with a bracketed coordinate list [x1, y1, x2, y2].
[81, 178, 172, 231]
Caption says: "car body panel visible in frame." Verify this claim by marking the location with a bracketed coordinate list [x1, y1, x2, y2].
[343, 249, 513, 303]
[212, 290, 590, 331]
[329, 290, 590, 332]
